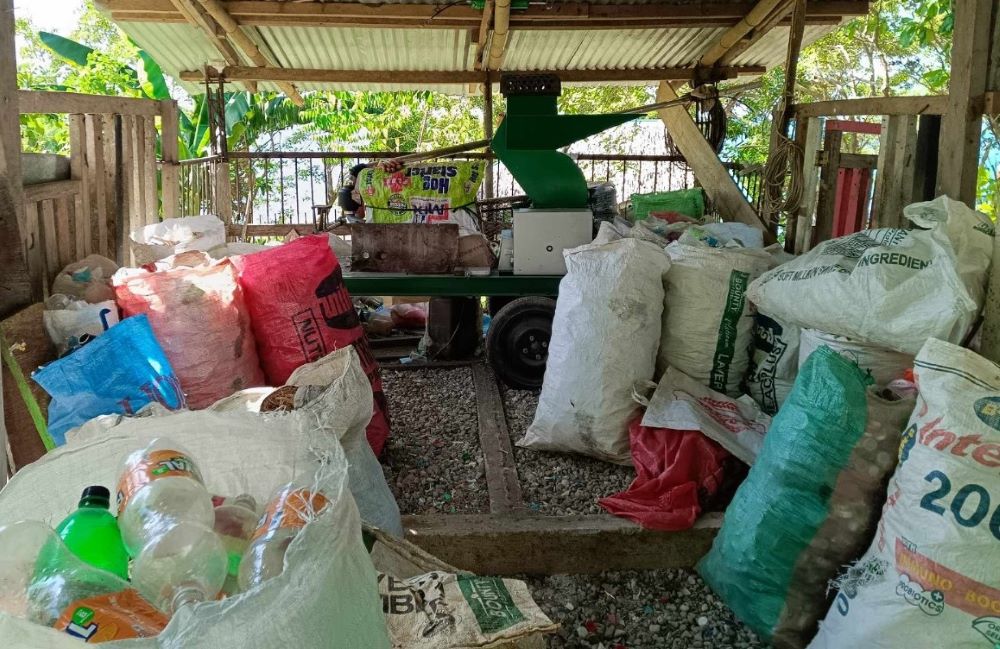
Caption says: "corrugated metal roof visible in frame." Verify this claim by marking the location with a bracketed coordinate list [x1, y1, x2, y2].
[119, 18, 845, 95]
[504, 27, 726, 71]
[730, 24, 837, 67]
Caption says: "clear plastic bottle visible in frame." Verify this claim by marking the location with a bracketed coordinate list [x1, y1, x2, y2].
[213, 494, 259, 577]
[116, 438, 216, 556]
[116, 438, 227, 612]
[0, 521, 167, 641]
[55, 486, 130, 581]
[131, 521, 228, 614]
[237, 484, 330, 591]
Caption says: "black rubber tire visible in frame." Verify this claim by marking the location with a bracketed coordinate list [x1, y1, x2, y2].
[486, 296, 556, 390]
[487, 296, 516, 317]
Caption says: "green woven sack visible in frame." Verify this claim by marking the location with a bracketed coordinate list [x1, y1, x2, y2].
[698, 346, 875, 647]
[630, 188, 705, 221]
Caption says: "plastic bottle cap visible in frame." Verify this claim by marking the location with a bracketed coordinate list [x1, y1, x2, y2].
[80, 485, 111, 509]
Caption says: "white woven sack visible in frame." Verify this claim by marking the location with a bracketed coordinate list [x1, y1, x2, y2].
[0, 384, 389, 647]
[799, 328, 914, 386]
[641, 366, 771, 464]
[744, 311, 800, 415]
[657, 242, 772, 396]
[130, 215, 226, 265]
[809, 339, 1000, 649]
[519, 238, 670, 464]
[209, 347, 403, 537]
[747, 196, 993, 355]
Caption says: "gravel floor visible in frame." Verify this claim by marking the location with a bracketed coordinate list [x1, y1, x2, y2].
[380, 368, 488, 515]
[504, 389, 635, 516]
[526, 569, 763, 649]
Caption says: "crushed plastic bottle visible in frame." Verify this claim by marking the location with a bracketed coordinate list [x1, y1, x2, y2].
[116, 439, 227, 613]
[214, 494, 259, 577]
[238, 484, 330, 591]
[55, 486, 129, 581]
[116, 439, 216, 556]
[0, 520, 167, 641]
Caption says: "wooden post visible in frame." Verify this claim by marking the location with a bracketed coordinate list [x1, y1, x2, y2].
[872, 114, 918, 229]
[483, 81, 495, 201]
[214, 161, 234, 223]
[813, 127, 842, 245]
[0, 0, 33, 315]
[793, 116, 822, 253]
[159, 100, 181, 218]
[936, 0, 994, 204]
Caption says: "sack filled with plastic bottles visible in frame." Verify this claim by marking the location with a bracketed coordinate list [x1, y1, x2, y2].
[0, 361, 390, 648]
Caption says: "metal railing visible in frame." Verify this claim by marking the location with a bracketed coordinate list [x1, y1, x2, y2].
[179, 151, 763, 226]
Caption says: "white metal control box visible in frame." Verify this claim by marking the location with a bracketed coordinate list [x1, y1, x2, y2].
[512, 209, 593, 275]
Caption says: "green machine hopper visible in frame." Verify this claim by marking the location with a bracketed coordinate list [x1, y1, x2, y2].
[491, 75, 642, 209]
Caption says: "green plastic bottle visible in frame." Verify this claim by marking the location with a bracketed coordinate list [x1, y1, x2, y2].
[55, 486, 130, 581]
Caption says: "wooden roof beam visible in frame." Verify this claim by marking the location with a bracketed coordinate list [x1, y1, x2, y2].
[718, 0, 796, 66]
[167, 0, 257, 92]
[700, 0, 793, 67]
[180, 65, 764, 85]
[194, 0, 303, 106]
[99, 0, 870, 29]
[474, 0, 494, 72]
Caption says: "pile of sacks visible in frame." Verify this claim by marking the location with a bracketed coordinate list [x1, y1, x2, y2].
[32, 217, 390, 455]
[520, 195, 1000, 648]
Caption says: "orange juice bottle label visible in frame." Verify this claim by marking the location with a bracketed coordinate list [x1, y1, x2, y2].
[250, 487, 330, 543]
[54, 589, 168, 642]
[116, 449, 199, 516]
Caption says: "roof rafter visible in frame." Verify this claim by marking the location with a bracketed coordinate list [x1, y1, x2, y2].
[699, 0, 794, 67]
[167, 0, 258, 92]
[179, 64, 766, 85]
[194, 0, 304, 105]
[98, 0, 869, 30]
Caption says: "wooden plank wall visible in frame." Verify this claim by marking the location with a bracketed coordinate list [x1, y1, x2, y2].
[17, 94, 181, 295]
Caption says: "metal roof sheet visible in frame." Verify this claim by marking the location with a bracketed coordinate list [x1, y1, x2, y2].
[118, 18, 846, 95]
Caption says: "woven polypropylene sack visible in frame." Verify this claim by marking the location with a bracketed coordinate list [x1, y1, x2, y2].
[630, 189, 705, 222]
[233, 235, 391, 455]
[799, 328, 914, 386]
[0, 403, 390, 648]
[130, 215, 226, 266]
[518, 238, 670, 464]
[810, 339, 1000, 649]
[744, 311, 800, 415]
[747, 196, 993, 355]
[113, 252, 264, 409]
[32, 314, 186, 445]
[657, 243, 772, 396]
[699, 346, 914, 648]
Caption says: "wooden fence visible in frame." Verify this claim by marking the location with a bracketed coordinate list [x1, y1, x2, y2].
[17, 91, 181, 297]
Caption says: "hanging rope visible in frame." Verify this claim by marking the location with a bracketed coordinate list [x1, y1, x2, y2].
[760, 130, 804, 224]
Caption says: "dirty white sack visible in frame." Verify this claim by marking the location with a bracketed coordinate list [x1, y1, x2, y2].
[208, 347, 403, 537]
[642, 366, 771, 464]
[369, 529, 557, 649]
[130, 214, 227, 265]
[799, 328, 914, 386]
[743, 311, 800, 415]
[519, 238, 670, 464]
[809, 339, 1000, 649]
[0, 395, 390, 647]
[747, 196, 994, 355]
[657, 242, 773, 396]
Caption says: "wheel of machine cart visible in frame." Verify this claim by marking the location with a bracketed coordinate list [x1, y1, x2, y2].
[486, 296, 556, 390]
